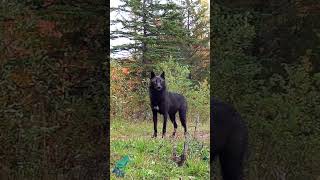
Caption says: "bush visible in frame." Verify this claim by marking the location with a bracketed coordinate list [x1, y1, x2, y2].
[212, 3, 320, 179]
[154, 57, 210, 123]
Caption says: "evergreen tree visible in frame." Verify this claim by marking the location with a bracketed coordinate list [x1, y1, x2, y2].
[181, 0, 210, 80]
[111, 0, 190, 63]
[111, 0, 209, 81]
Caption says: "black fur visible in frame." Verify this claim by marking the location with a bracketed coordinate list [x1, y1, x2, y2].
[149, 71, 188, 138]
[211, 97, 248, 180]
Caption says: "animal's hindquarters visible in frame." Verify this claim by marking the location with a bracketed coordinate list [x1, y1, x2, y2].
[210, 98, 248, 180]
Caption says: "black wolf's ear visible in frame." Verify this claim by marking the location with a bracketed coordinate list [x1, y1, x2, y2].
[151, 71, 156, 79]
[160, 71, 165, 79]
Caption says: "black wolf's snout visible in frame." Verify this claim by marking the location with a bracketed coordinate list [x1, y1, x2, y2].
[156, 85, 162, 90]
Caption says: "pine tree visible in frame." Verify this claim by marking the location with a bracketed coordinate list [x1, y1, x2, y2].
[181, 0, 210, 80]
[111, 0, 190, 63]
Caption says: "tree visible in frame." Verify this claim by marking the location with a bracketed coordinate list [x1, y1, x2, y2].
[181, 0, 210, 80]
[111, 0, 191, 63]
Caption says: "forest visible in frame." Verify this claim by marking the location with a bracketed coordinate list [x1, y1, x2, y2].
[1, 0, 107, 179]
[212, 0, 320, 179]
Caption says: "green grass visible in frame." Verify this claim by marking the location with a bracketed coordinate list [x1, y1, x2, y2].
[110, 119, 210, 180]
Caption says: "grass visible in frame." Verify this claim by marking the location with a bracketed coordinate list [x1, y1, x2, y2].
[110, 118, 210, 180]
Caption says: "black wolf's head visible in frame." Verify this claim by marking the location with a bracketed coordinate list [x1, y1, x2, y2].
[150, 71, 166, 91]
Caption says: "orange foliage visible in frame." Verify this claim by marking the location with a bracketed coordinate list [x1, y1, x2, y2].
[9, 70, 34, 88]
[122, 67, 130, 75]
[111, 68, 119, 81]
[3, 19, 32, 59]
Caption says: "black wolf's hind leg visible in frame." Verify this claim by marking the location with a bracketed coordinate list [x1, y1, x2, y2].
[179, 109, 187, 136]
[162, 113, 168, 138]
[169, 113, 177, 137]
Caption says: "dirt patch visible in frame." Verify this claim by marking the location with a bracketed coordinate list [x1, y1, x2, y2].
[193, 131, 210, 142]
[112, 130, 210, 142]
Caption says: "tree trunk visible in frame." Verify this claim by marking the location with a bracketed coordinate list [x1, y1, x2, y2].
[142, 0, 148, 63]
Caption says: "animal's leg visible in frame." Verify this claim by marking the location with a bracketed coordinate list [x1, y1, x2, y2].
[162, 113, 168, 138]
[152, 110, 158, 138]
[219, 151, 244, 180]
[210, 151, 219, 180]
[219, 129, 247, 180]
[179, 109, 187, 136]
[169, 113, 178, 137]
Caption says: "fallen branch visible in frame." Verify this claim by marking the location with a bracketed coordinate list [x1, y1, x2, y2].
[172, 133, 189, 166]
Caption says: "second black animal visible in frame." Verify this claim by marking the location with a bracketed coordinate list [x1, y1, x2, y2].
[149, 71, 188, 138]
[211, 97, 248, 180]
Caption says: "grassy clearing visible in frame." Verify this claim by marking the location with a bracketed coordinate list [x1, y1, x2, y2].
[110, 119, 210, 180]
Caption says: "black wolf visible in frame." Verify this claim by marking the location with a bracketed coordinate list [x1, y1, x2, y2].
[211, 97, 248, 180]
[149, 71, 188, 138]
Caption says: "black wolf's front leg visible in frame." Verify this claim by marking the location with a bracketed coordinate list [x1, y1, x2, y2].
[152, 110, 158, 138]
[162, 113, 168, 138]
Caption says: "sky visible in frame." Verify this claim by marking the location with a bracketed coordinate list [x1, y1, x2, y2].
[110, 0, 132, 58]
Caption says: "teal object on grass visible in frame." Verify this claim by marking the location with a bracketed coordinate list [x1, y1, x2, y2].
[112, 155, 130, 177]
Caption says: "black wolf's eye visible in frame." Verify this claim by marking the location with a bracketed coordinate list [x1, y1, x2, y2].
[151, 79, 157, 85]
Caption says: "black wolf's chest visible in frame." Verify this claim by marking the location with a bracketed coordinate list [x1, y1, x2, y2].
[152, 104, 166, 114]
[149, 89, 169, 114]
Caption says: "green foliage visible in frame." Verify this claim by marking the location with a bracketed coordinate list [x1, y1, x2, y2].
[244, 62, 320, 180]
[156, 58, 210, 123]
[1, 0, 107, 179]
[212, 2, 320, 179]
[155, 57, 192, 94]
[212, 3, 260, 103]
[186, 80, 210, 123]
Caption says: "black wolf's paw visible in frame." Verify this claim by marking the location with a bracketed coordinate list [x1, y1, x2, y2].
[170, 132, 176, 139]
[152, 134, 157, 138]
[184, 132, 189, 139]
[162, 133, 166, 138]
